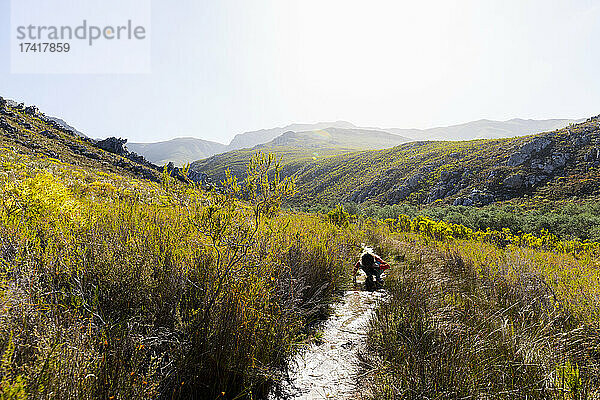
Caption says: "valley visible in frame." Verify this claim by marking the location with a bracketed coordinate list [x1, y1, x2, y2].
[1, 97, 599, 399]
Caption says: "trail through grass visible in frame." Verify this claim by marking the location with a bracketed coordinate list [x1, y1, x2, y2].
[270, 275, 388, 400]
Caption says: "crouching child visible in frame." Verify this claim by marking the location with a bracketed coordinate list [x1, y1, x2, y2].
[353, 246, 390, 291]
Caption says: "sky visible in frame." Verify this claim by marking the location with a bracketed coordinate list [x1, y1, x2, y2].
[1, 0, 599, 144]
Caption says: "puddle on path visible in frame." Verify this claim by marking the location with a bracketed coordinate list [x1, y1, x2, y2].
[270, 283, 388, 400]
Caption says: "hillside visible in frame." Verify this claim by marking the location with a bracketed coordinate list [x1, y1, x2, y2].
[388, 118, 579, 141]
[228, 120, 357, 150]
[0, 96, 196, 185]
[127, 118, 576, 167]
[2, 97, 600, 399]
[282, 117, 600, 206]
[0, 97, 358, 399]
[191, 127, 411, 183]
[127, 137, 227, 166]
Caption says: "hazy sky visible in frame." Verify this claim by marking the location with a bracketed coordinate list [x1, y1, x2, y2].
[1, 0, 599, 144]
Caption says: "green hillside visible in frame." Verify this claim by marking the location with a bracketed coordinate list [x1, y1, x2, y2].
[0, 98, 164, 182]
[0, 97, 358, 398]
[227, 120, 358, 150]
[191, 127, 411, 183]
[287, 117, 600, 206]
[2, 98, 600, 398]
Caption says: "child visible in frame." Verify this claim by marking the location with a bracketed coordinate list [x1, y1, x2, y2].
[353, 246, 390, 290]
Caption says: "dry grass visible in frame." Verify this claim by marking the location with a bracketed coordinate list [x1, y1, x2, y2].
[0, 150, 360, 399]
[360, 232, 600, 399]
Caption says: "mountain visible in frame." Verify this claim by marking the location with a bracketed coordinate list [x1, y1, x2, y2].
[228, 120, 357, 150]
[0, 96, 361, 399]
[191, 127, 411, 183]
[269, 127, 410, 149]
[128, 119, 578, 166]
[387, 118, 579, 141]
[127, 137, 227, 166]
[287, 117, 600, 206]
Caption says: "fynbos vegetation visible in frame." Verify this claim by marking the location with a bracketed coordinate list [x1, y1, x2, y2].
[360, 221, 600, 399]
[0, 147, 359, 399]
[1, 99, 600, 399]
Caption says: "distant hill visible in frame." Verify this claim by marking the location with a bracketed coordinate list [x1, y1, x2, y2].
[126, 122, 360, 166]
[44, 116, 87, 138]
[228, 121, 357, 150]
[191, 127, 411, 183]
[132, 119, 578, 166]
[269, 127, 410, 149]
[288, 117, 600, 206]
[387, 118, 579, 141]
[127, 137, 227, 166]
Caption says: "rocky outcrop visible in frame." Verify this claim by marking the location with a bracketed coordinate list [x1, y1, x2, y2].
[0, 118, 16, 135]
[115, 159, 158, 182]
[187, 169, 210, 185]
[24, 106, 39, 116]
[507, 137, 552, 167]
[530, 152, 568, 174]
[94, 137, 163, 174]
[502, 173, 525, 189]
[164, 162, 210, 185]
[386, 174, 423, 203]
[453, 189, 495, 206]
[0, 118, 17, 134]
[39, 130, 58, 139]
[67, 142, 100, 160]
[19, 121, 33, 130]
[426, 169, 471, 203]
[96, 137, 128, 155]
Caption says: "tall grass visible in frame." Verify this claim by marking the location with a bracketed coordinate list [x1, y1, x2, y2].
[360, 230, 600, 399]
[0, 150, 359, 399]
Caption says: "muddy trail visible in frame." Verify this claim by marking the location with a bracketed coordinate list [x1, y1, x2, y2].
[269, 278, 389, 400]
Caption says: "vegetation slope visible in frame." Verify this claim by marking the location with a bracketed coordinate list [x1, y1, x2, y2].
[129, 119, 576, 167]
[2, 97, 600, 400]
[287, 117, 600, 207]
[357, 214, 600, 399]
[191, 127, 411, 183]
[0, 98, 365, 399]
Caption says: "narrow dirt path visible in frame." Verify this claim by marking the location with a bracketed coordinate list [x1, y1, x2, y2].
[270, 283, 388, 399]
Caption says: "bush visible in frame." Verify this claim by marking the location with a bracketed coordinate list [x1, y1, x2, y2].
[361, 237, 600, 399]
[0, 150, 360, 399]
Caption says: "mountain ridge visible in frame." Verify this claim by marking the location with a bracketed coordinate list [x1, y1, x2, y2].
[286, 116, 600, 207]
[127, 137, 227, 166]
[132, 118, 580, 166]
[190, 127, 412, 183]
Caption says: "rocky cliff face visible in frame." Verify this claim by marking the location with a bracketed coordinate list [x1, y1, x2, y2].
[443, 117, 600, 205]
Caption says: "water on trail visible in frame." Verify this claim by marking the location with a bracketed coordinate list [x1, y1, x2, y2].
[269, 278, 388, 400]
